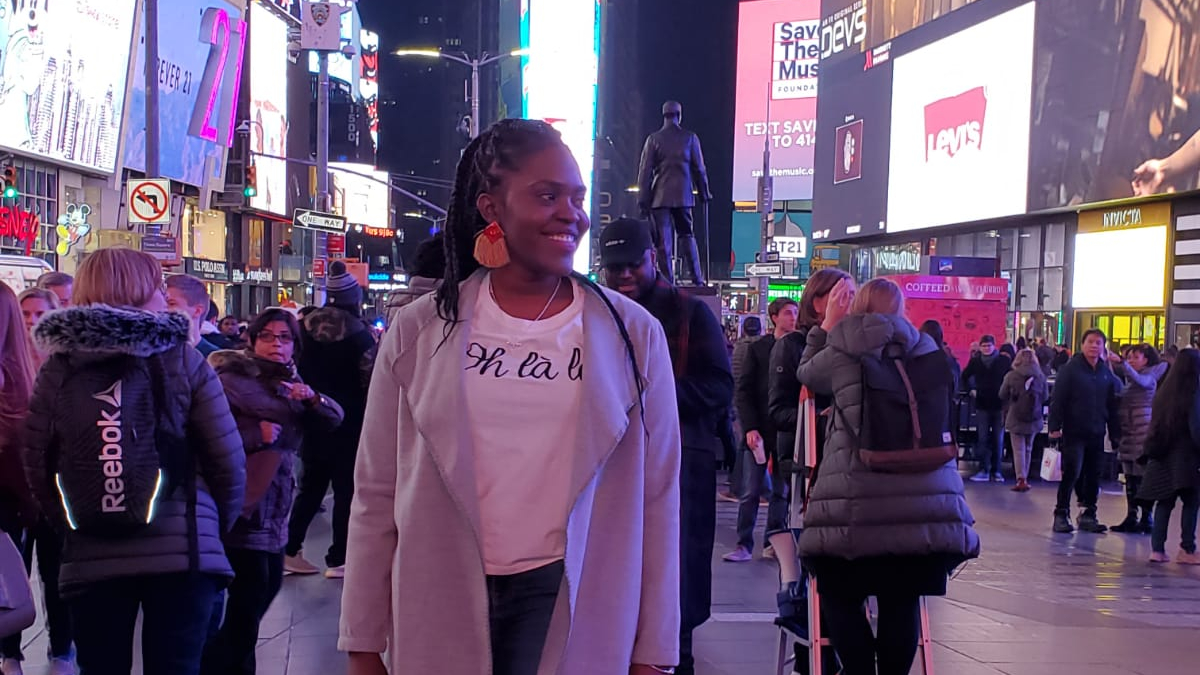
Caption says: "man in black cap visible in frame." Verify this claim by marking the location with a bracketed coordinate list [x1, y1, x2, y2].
[600, 217, 732, 675]
[285, 261, 377, 578]
[637, 100, 712, 285]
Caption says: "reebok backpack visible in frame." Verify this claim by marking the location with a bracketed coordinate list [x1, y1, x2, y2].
[47, 354, 187, 536]
[841, 344, 957, 473]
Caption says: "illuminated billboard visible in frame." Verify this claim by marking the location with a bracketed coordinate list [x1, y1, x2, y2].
[521, 0, 600, 272]
[732, 0, 820, 203]
[813, 0, 1200, 241]
[330, 162, 389, 227]
[359, 30, 379, 150]
[126, 0, 246, 187]
[250, 3, 289, 215]
[0, 0, 137, 173]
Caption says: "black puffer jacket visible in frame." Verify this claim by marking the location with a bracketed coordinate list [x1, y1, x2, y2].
[25, 306, 246, 595]
[1048, 353, 1123, 441]
[209, 350, 343, 552]
[299, 306, 376, 453]
[734, 334, 776, 453]
[768, 328, 808, 459]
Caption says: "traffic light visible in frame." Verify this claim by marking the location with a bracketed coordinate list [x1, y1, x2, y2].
[2, 166, 17, 199]
[243, 164, 258, 198]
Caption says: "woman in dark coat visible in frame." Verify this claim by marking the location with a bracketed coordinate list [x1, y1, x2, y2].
[201, 309, 343, 675]
[1109, 344, 1166, 533]
[998, 349, 1049, 492]
[1139, 348, 1200, 565]
[797, 278, 980, 675]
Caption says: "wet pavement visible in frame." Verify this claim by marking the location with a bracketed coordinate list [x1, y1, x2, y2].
[12, 476, 1200, 674]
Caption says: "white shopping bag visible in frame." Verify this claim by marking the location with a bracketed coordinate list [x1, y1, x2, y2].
[1040, 446, 1063, 482]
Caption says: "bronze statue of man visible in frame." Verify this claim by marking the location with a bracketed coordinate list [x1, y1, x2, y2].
[637, 101, 712, 285]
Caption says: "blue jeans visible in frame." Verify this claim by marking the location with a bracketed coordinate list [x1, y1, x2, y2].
[69, 573, 221, 675]
[975, 408, 1005, 474]
[736, 450, 788, 552]
[1152, 488, 1200, 554]
[487, 559, 564, 675]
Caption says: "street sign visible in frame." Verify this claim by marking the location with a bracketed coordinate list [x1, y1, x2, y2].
[756, 251, 781, 263]
[745, 262, 783, 277]
[127, 179, 171, 225]
[294, 209, 347, 234]
[301, 2, 343, 51]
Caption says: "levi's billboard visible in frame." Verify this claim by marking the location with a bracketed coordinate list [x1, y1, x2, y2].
[732, 0, 821, 203]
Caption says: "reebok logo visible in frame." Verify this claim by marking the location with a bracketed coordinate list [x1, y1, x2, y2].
[94, 380, 126, 514]
[924, 87, 987, 161]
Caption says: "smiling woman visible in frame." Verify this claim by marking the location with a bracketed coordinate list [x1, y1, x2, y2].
[339, 119, 684, 675]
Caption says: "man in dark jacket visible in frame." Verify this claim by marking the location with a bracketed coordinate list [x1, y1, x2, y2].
[637, 101, 712, 285]
[725, 298, 797, 563]
[1049, 328, 1123, 534]
[601, 218, 733, 675]
[962, 334, 1012, 482]
[285, 261, 377, 578]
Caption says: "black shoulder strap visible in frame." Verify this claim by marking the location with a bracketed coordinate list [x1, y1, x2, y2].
[147, 351, 199, 572]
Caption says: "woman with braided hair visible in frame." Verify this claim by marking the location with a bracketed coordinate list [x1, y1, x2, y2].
[339, 119, 683, 675]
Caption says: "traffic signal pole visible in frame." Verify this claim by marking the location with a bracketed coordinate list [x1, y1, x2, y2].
[145, 0, 160, 178]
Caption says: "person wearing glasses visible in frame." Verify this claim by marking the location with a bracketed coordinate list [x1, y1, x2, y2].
[202, 309, 343, 675]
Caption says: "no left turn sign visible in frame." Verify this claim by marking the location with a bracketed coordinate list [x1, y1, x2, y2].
[127, 179, 171, 224]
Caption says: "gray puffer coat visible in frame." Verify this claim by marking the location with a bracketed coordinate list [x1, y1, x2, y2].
[796, 314, 980, 563]
[1116, 360, 1167, 476]
[998, 360, 1049, 437]
[25, 306, 246, 596]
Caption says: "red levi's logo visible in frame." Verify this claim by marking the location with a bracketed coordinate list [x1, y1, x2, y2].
[924, 86, 987, 161]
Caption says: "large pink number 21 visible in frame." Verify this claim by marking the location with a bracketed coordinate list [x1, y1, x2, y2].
[189, 8, 247, 147]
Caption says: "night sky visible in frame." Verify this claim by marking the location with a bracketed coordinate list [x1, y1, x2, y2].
[357, 0, 740, 268]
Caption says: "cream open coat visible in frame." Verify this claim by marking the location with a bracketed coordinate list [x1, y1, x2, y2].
[338, 272, 682, 674]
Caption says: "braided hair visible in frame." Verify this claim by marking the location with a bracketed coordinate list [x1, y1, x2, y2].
[434, 119, 648, 421]
[436, 118, 565, 328]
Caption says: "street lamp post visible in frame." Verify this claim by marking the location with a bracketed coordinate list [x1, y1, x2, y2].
[404, 211, 446, 234]
[394, 48, 529, 138]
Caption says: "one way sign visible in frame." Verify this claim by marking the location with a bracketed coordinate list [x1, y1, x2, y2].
[294, 209, 347, 234]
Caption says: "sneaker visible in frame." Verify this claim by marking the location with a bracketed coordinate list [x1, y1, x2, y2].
[49, 657, 75, 675]
[324, 565, 346, 579]
[969, 470, 991, 482]
[1, 659, 23, 675]
[722, 547, 753, 563]
[762, 545, 776, 560]
[1177, 551, 1200, 565]
[1149, 551, 1170, 563]
[284, 553, 321, 576]
[990, 473, 1005, 483]
[716, 490, 739, 503]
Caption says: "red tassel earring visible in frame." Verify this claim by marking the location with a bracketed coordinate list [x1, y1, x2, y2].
[473, 222, 510, 268]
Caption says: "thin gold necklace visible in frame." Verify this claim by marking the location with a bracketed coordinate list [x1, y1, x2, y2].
[489, 276, 564, 348]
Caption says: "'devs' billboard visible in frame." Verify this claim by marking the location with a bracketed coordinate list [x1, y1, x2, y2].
[733, 0, 821, 203]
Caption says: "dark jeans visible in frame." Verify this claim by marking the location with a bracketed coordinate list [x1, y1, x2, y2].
[735, 449, 788, 552]
[1, 519, 72, 660]
[1056, 435, 1105, 512]
[286, 448, 355, 566]
[69, 573, 221, 675]
[487, 560, 564, 675]
[974, 408, 1004, 474]
[201, 549, 284, 675]
[1151, 488, 1200, 554]
[823, 592, 921, 675]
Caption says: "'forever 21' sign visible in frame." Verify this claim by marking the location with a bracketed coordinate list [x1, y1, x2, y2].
[188, 7, 248, 147]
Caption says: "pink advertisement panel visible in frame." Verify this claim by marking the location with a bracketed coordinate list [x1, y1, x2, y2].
[732, 0, 821, 202]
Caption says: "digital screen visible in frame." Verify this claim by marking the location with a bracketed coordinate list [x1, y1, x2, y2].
[0, 0, 137, 173]
[330, 162, 389, 227]
[522, 0, 599, 272]
[732, 0, 820, 202]
[126, 0, 246, 187]
[359, 30, 379, 150]
[249, 3, 289, 215]
[813, 0, 1200, 240]
[885, 2, 1034, 232]
[1072, 226, 1167, 309]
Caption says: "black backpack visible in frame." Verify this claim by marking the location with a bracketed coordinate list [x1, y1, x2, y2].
[839, 344, 957, 473]
[46, 353, 192, 537]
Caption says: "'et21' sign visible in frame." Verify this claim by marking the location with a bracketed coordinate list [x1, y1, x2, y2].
[188, 7, 247, 147]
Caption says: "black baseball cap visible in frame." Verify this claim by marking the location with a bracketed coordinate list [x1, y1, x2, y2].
[599, 218, 654, 267]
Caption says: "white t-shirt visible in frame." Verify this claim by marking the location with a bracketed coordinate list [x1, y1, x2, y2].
[466, 274, 585, 575]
